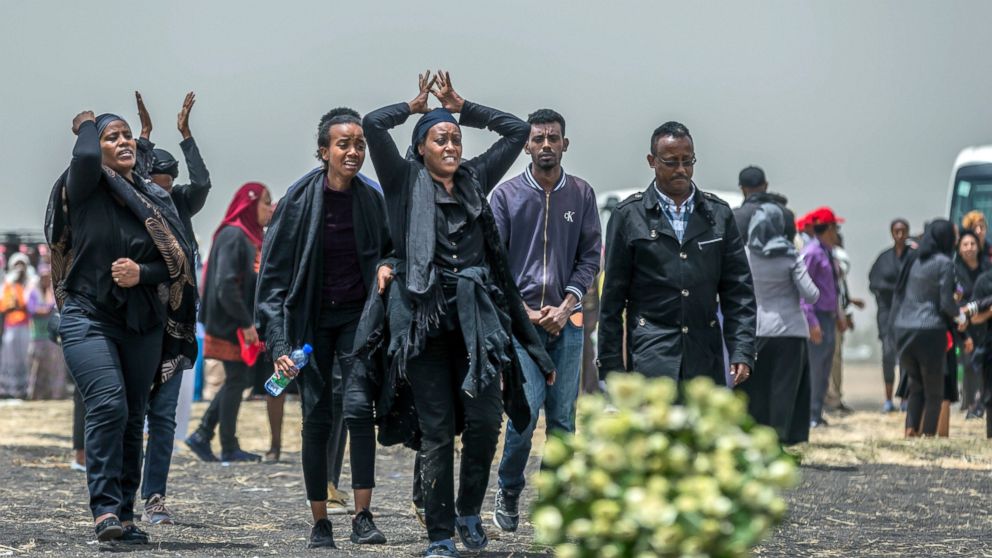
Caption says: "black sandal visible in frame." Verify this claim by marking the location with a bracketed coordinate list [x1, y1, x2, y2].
[95, 517, 123, 542]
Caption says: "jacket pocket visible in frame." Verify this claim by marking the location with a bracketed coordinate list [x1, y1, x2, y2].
[697, 237, 723, 249]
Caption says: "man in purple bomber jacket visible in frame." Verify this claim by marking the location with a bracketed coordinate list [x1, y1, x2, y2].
[488, 109, 602, 532]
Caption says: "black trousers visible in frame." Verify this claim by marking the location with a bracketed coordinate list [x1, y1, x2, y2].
[407, 329, 503, 542]
[300, 302, 367, 501]
[59, 298, 163, 521]
[325, 361, 348, 488]
[196, 359, 256, 455]
[72, 375, 85, 451]
[881, 332, 898, 385]
[742, 336, 810, 445]
[899, 329, 946, 435]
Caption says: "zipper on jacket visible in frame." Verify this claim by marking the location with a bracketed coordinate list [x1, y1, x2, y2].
[540, 189, 551, 308]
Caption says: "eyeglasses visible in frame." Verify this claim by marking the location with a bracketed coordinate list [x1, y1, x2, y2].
[656, 157, 697, 169]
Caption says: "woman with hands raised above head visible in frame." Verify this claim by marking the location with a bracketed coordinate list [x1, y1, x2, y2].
[361, 71, 556, 558]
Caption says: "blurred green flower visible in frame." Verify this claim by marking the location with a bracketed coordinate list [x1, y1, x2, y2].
[534, 374, 798, 556]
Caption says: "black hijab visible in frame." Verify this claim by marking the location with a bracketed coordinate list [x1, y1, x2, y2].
[893, 219, 955, 302]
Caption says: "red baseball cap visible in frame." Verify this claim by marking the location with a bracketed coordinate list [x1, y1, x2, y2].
[809, 207, 844, 226]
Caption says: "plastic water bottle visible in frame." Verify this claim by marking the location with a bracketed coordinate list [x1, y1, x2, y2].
[264, 344, 313, 397]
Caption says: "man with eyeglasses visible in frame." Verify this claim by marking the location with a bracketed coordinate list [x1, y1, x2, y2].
[598, 121, 756, 388]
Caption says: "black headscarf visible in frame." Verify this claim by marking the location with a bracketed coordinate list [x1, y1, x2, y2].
[411, 108, 458, 156]
[95, 113, 126, 136]
[151, 148, 180, 178]
[917, 219, 956, 261]
[893, 219, 956, 304]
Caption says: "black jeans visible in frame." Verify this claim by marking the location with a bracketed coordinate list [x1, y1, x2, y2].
[300, 301, 363, 501]
[59, 298, 163, 521]
[72, 375, 85, 451]
[196, 359, 255, 455]
[407, 329, 503, 542]
[742, 337, 810, 445]
[899, 329, 946, 435]
[325, 361, 348, 489]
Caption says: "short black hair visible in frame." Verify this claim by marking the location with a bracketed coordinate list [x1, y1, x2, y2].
[890, 218, 910, 232]
[650, 121, 692, 155]
[316, 107, 362, 164]
[527, 109, 566, 136]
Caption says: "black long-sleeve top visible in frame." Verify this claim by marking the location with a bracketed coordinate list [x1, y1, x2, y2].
[200, 226, 257, 343]
[63, 121, 168, 332]
[362, 101, 530, 267]
[137, 136, 211, 247]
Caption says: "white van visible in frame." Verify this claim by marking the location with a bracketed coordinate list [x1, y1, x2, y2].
[948, 145, 992, 227]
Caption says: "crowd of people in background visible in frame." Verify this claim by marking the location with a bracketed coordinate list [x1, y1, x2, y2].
[20, 70, 991, 556]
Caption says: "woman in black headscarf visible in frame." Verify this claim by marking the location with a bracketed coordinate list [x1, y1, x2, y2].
[45, 111, 197, 543]
[362, 72, 555, 558]
[891, 219, 957, 437]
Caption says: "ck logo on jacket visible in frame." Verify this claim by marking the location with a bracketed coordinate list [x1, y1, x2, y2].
[564, 210, 575, 223]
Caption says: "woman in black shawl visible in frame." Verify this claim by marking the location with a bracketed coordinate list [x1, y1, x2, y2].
[45, 111, 197, 543]
[362, 72, 555, 558]
[255, 108, 394, 548]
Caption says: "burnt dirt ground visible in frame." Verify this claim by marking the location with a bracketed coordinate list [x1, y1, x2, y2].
[1, 363, 990, 557]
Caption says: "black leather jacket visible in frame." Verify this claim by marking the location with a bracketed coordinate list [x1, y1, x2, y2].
[598, 184, 756, 384]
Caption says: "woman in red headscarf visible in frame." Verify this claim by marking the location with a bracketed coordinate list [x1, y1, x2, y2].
[185, 182, 273, 462]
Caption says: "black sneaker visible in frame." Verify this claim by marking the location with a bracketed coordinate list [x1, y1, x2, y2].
[220, 448, 262, 463]
[424, 538, 460, 558]
[493, 488, 520, 532]
[351, 509, 386, 544]
[94, 517, 123, 542]
[185, 431, 218, 462]
[118, 524, 150, 545]
[455, 515, 488, 550]
[307, 518, 336, 549]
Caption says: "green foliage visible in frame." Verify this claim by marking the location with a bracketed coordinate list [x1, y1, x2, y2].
[532, 374, 798, 558]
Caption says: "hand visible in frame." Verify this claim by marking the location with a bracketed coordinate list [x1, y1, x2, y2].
[273, 355, 299, 380]
[430, 70, 465, 113]
[809, 325, 823, 345]
[135, 91, 152, 139]
[730, 363, 751, 386]
[957, 313, 969, 332]
[241, 326, 259, 346]
[408, 70, 436, 114]
[110, 258, 140, 288]
[538, 305, 569, 336]
[851, 298, 866, 310]
[964, 337, 975, 354]
[72, 111, 96, 135]
[545, 370, 557, 386]
[526, 306, 547, 325]
[177, 91, 195, 140]
[376, 264, 394, 294]
[836, 318, 848, 334]
[845, 316, 855, 331]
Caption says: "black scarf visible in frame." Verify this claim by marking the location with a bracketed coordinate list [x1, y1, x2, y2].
[45, 166, 198, 384]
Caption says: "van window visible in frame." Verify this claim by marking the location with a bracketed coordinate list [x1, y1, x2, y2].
[950, 163, 992, 226]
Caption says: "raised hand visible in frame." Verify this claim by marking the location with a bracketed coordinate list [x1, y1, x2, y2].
[408, 70, 436, 114]
[177, 91, 195, 140]
[135, 91, 152, 139]
[430, 70, 464, 113]
[72, 111, 96, 135]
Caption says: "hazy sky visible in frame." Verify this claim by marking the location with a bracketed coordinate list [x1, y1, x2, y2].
[4, 0, 992, 325]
